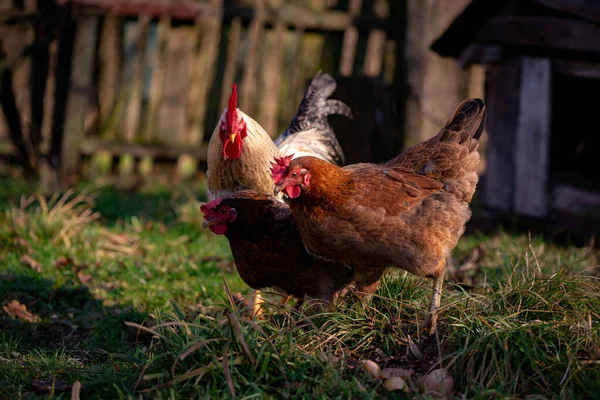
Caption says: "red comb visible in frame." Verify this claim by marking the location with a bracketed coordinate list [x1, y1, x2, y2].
[270, 154, 294, 184]
[200, 199, 222, 215]
[226, 84, 238, 129]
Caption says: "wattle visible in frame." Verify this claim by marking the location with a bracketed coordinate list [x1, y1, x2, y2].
[223, 139, 242, 160]
[210, 223, 228, 235]
[286, 185, 301, 199]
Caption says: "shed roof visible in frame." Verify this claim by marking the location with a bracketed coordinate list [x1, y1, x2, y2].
[431, 0, 600, 64]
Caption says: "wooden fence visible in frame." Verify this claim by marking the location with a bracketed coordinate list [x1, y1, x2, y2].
[0, 0, 404, 184]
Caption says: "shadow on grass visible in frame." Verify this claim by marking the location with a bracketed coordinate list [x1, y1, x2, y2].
[0, 273, 149, 398]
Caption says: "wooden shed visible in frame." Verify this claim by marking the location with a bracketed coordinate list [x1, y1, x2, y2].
[431, 0, 600, 236]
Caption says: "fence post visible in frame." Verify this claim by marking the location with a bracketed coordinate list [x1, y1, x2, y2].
[60, 14, 98, 183]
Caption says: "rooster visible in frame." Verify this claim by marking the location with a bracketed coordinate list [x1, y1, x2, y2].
[201, 190, 354, 306]
[206, 71, 351, 201]
[272, 98, 486, 333]
[205, 72, 352, 314]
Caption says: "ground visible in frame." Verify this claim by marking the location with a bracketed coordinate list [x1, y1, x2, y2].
[0, 176, 599, 399]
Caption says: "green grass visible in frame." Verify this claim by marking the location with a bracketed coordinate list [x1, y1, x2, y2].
[0, 179, 599, 399]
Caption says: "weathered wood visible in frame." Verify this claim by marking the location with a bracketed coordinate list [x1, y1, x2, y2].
[552, 184, 600, 215]
[258, 13, 285, 137]
[98, 14, 122, 140]
[0, 70, 30, 168]
[533, 0, 600, 24]
[58, 0, 214, 19]
[364, 0, 389, 76]
[339, 0, 361, 76]
[186, 0, 222, 145]
[124, 15, 149, 142]
[284, 24, 305, 124]
[157, 26, 192, 143]
[239, 0, 265, 114]
[514, 57, 551, 218]
[50, 7, 75, 173]
[554, 60, 600, 79]
[481, 58, 521, 214]
[219, 17, 241, 113]
[456, 43, 504, 67]
[477, 16, 600, 54]
[29, 0, 53, 164]
[60, 14, 98, 182]
[143, 15, 169, 140]
[79, 137, 208, 160]
[58, 0, 390, 33]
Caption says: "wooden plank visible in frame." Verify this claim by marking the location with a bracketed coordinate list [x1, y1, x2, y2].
[186, 0, 223, 145]
[158, 26, 193, 143]
[0, 70, 30, 168]
[364, 0, 389, 76]
[552, 184, 600, 215]
[143, 16, 170, 140]
[124, 15, 149, 142]
[284, 24, 305, 124]
[533, 0, 600, 24]
[239, 0, 265, 114]
[29, 1, 53, 163]
[476, 16, 600, 54]
[258, 14, 285, 137]
[79, 137, 208, 160]
[554, 60, 600, 79]
[339, 0, 361, 76]
[98, 14, 122, 140]
[58, 0, 215, 19]
[514, 57, 551, 218]
[219, 17, 241, 112]
[481, 58, 521, 214]
[59, 0, 379, 33]
[60, 15, 98, 182]
[456, 43, 505, 67]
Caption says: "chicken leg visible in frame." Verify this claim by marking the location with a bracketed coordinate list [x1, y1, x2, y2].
[249, 289, 264, 317]
[420, 275, 444, 334]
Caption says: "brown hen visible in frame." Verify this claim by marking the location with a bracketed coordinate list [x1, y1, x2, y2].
[201, 190, 354, 305]
[272, 98, 486, 333]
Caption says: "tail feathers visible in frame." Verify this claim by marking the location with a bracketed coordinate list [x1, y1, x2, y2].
[284, 71, 352, 135]
[444, 98, 487, 140]
[323, 99, 353, 120]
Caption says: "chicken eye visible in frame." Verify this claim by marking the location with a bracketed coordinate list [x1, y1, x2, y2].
[220, 208, 227, 214]
[291, 172, 297, 177]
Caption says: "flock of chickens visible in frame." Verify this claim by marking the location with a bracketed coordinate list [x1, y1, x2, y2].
[201, 72, 487, 333]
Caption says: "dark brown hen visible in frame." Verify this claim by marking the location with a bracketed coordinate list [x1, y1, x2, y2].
[272, 98, 487, 333]
[201, 190, 354, 304]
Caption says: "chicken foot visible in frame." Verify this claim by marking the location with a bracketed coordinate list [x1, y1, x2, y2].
[420, 274, 444, 334]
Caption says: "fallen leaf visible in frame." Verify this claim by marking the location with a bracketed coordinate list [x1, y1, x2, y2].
[20, 254, 42, 272]
[32, 379, 71, 392]
[77, 270, 93, 284]
[54, 257, 74, 269]
[3, 300, 40, 322]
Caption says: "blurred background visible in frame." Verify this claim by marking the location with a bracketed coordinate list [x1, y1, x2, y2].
[0, 0, 599, 241]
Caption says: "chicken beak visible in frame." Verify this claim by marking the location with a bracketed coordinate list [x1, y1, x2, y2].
[229, 132, 237, 143]
[201, 218, 214, 229]
[273, 184, 283, 197]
